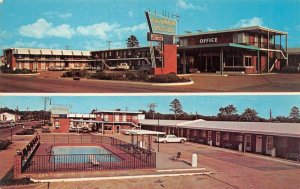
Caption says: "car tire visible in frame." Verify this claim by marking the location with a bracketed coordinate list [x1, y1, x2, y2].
[180, 139, 185, 143]
[163, 140, 167, 144]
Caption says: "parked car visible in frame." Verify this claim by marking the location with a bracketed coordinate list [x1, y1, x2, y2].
[48, 67, 66, 71]
[117, 63, 130, 70]
[16, 129, 36, 135]
[155, 135, 187, 143]
[41, 127, 51, 133]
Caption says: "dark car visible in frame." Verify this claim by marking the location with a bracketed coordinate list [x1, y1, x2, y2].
[16, 129, 36, 135]
[41, 127, 51, 133]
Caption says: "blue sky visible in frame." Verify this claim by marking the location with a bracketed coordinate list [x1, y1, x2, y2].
[0, 0, 299, 54]
[0, 95, 299, 118]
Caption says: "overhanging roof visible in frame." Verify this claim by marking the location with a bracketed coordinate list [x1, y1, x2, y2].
[178, 43, 260, 51]
[123, 129, 165, 135]
[140, 119, 300, 138]
[178, 26, 287, 38]
[93, 110, 143, 114]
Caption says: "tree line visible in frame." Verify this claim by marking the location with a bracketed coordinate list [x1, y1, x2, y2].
[142, 99, 300, 123]
[0, 107, 50, 121]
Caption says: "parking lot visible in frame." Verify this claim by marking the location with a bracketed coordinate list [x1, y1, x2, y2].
[1, 71, 300, 92]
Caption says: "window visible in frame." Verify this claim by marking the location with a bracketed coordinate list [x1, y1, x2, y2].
[244, 33, 249, 44]
[244, 56, 252, 66]
[223, 133, 229, 141]
[114, 114, 119, 122]
[279, 137, 288, 148]
[235, 134, 243, 142]
[254, 34, 258, 47]
[201, 130, 206, 137]
[104, 115, 108, 121]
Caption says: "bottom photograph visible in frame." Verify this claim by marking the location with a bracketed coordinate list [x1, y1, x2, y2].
[0, 95, 300, 188]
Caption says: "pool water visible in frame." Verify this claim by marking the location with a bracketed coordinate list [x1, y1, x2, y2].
[51, 146, 121, 163]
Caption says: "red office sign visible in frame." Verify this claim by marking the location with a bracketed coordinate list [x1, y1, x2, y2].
[151, 34, 164, 41]
[199, 37, 218, 44]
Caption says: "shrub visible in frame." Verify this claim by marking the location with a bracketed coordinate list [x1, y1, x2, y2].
[279, 66, 300, 73]
[62, 69, 89, 78]
[0, 139, 12, 150]
[148, 73, 190, 83]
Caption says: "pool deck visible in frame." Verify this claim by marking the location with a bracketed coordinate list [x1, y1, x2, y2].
[23, 143, 156, 175]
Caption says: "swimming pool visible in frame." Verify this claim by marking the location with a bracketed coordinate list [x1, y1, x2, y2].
[51, 146, 122, 163]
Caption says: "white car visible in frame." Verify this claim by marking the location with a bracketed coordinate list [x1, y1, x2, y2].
[155, 135, 187, 143]
[117, 63, 130, 70]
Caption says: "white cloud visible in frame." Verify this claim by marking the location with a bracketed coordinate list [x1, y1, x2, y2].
[58, 13, 72, 19]
[19, 18, 75, 39]
[128, 11, 134, 17]
[176, 0, 207, 11]
[77, 22, 147, 40]
[12, 40, 47, 48]
[44, 11, 72, 19]
[233, 17, 263, 28]
[76, 22, 120, 40]
[206, 27, 215, 31]
[115, 23, 147, 33]
[0, 0, 3, 4]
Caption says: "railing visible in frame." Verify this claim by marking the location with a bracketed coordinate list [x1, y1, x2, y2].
[20, 134, 156, 173]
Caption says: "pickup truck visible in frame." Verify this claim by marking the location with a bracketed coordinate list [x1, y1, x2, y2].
[155, 135, 187, 143]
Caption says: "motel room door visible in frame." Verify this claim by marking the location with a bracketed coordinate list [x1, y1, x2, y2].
[266, 136, 274, 155]
[216, 132, 221, 146]
[255, 135, 263, 153]
[245, 134, 252, 151]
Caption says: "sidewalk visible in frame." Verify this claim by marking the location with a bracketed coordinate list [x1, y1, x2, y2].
[0, 135, 33, 179]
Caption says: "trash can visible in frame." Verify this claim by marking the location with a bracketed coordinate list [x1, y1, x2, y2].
[271, 147, 276, 157]
[238, 143, 243, 152]
[192, 153, 197, 167]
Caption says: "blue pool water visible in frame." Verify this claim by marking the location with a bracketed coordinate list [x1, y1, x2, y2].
[51, 146, 121, 163]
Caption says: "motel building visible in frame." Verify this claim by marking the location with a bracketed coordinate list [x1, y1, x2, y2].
[51, 110, 145, 134]
[177, 26, 288, 74]
[2, 48, 91, 71]
[2, 26, 289, 75]
[140, 119, 300, 161]
[0, 112, 20, 122]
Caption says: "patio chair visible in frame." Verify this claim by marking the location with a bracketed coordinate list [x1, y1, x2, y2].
[89, 155, 100, 166]
[169, 152, 181, 161]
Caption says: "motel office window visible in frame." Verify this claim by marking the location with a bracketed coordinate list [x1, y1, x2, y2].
[104, 115, 109, 121]
[201, 130, 206, 138]
[207, 131, 212, 141]
[244, 56, 252, 66]
[115, 114, 119, 122]
[267, 136, 274, 150]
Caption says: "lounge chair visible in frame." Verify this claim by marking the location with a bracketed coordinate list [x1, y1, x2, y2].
[170, 152, 181, 161]
[89, 155, 100, 166]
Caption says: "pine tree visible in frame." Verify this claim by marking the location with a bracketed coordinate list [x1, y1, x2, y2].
[169, 98, 184, 120]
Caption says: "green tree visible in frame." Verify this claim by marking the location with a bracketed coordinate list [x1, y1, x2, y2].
[169, 98, 184, 120]
[289, 106, 300, 120]
[126, 35, 139, 47]
[218, 104, 237, 116]
[240, 108, 259, 122]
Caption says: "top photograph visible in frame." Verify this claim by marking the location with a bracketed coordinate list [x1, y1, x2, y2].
[0, 0, 299, 93]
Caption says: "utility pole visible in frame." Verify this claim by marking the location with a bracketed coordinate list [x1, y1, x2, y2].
[42, 97, 49, 125]
[106, 40, 112, 50]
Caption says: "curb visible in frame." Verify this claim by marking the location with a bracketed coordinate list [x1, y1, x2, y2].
[30, 171, 212, 183]
[58, 77, 194, 86]
[1, 73, 40, 76]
